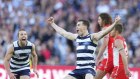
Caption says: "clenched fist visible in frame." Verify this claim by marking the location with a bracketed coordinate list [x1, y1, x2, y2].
[115, 15, 121, 23]
[47, 17, 54, 24]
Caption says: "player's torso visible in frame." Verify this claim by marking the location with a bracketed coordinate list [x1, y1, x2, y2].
[102, 35, 114, 61]
[113, 36, 128, 66]
[76, 34, 97, 69]
[101, 26, 114, 61]
[10, 41, 33, 72]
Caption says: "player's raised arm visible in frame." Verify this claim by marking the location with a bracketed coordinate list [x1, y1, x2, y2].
[115, 39, 131, 77]
[4, 44, 16, 79]
[47, 17, 78, 40]
[92, 16, 121, 41]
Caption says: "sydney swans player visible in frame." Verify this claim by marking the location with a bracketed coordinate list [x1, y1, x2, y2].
[110, 24, 131, 79]
[95, 13, 114, 79]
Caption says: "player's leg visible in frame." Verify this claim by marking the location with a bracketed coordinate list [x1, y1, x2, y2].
[95, 59, 114, 79]
[63, 75, 76, 79]
[84, 68, 96, 79]
[110, 66, 129, 79]
[85, 73, 95, 79]
[95, 69, 107, 79]
[20, 75, 30, 79]
[95, 59, 107, 79]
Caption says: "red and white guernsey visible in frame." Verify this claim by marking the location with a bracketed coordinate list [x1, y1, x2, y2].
[103, 34, 114, 61]
[101, 26, 114, 61]
[97, 26, 114, 73]
[113, 35, 128, 66]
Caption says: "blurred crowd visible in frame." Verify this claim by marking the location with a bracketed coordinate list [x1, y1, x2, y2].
[0, 0, 140, 67]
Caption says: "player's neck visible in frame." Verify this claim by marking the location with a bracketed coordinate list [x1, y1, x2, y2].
[115, 34, 121, 38]
[81, 31, 89, 37]
[18, 41, 27, 47]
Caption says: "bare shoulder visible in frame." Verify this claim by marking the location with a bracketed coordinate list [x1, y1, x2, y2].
[6, 44, 14, 54]
[90, 33, 97, 40]
[73, 34, 78, 39]
[67, 33, 78, 40]
[115, 39, 123, 47]
[90, 33, 98, 44]
[28, 42, 35, 52]
[32, 43, 35, 48]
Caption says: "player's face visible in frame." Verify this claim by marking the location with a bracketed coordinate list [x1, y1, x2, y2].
[18, 31, 28, 44]
[111, 29, 116, 37]
[76, 21, 87, 36]
[98, 16, 102, 26]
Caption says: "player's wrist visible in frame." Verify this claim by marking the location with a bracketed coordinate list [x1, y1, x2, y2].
[7, 72, 12, 75]
[124, 67, 129, 71]
[33, 68, 37, 71]
[51, 22, 55, 25]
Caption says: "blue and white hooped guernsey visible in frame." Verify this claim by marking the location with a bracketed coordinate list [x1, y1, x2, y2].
[76, 34, 97, 69]
[10, 41, 32, 72]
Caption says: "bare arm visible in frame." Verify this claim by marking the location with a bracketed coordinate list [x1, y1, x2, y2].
[96, 35, 109, 60]
[4, 44, 14, 75]
[48, 17, 78, 40]
[31, 44, 38, 71]
[92, 16, 121, 41]
[115, 39, 128, 70]
[31, 44, 39, 78]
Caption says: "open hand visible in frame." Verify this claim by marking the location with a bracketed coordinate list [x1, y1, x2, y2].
[95, 58, 102, 66]
[33, 69, 39, 78]
[9, 73, 17, 79]
[125, 68, 132, 77]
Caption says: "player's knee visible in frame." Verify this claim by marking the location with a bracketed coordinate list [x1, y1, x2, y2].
[85, 73, 93, 79]
[95, 70, 106, 79]
[20, 75, 30, 79]
[63, 75, 76, 79]
[95, 73, 102, 79]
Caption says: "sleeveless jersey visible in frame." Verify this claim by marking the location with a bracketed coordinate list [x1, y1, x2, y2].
[101, 26, 114, 61]
[113, 35, 128, 66]
[10, 41, 33, 72]
[102, 34, 114, 60]
[76, 34, 97, 69]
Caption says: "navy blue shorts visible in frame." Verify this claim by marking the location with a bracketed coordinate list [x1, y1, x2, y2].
[12, 69, 30, 79]
[69, 68, 96, 79]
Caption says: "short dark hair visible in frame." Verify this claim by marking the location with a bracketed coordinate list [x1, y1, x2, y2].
[18, 29, 26, 37]
[114, 24, 123, 34]
[99, 13, 112, 26]
[78, 20, 90, 29]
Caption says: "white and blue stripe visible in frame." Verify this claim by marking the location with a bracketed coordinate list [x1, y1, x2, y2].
[76, 34, 97, 69]
[10, 41, 32, 72]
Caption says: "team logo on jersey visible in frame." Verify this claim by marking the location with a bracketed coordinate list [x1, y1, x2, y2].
[15, 54, 20, 58]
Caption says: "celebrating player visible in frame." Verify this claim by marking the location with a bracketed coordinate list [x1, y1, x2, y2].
[47, 15, 121, 79]
[4, 29, 39, 79]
